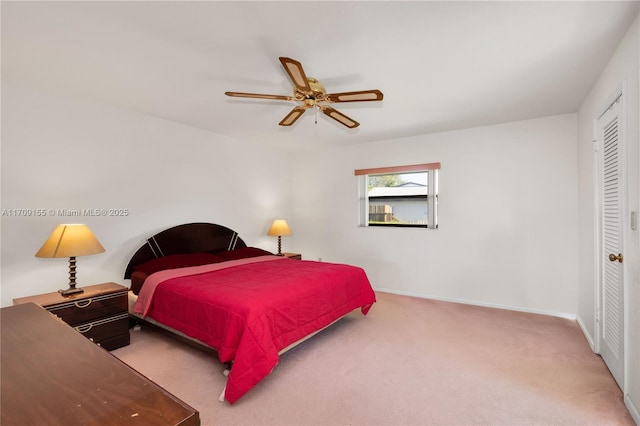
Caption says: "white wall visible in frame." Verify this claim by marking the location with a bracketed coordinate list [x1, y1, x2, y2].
[577, 15, 639, 422]
[291, 114, 579, 317]
[0, 81, 292, 306]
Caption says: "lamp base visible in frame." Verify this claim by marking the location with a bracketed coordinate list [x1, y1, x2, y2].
[59, 286, 84, 297]
[59, 257, 84, 297]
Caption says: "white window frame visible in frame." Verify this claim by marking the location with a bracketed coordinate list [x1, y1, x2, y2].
[355, 162, 440, 229]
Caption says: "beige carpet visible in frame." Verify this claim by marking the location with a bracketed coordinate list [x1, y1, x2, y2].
[112, 292, 634, 425]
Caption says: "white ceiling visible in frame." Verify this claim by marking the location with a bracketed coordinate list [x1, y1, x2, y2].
[2, 1, 639, 152]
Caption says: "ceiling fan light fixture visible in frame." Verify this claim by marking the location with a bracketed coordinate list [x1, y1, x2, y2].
[225, 57, 383, 129]
[307, 78, 325, 95]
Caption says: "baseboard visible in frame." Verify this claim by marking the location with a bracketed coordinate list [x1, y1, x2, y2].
[625, 394, 640, 425]
[576, 315, 596, 351]
[374, 287, 577, 320]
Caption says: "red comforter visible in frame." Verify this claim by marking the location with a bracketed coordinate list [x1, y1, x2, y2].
[133, 256, 376, 404]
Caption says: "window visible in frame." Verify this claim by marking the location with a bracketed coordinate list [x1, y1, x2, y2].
[355, 163, 440, 229]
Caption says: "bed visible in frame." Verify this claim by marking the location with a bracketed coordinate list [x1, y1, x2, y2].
[124, 223, 376, 404]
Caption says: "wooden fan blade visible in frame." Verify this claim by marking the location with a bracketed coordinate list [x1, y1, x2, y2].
[225, 91, 294, 101]
[326, 90, 384, 103]
[321, 106, 360, 129]
[279, 57, 312, 94]
[279, 106, 306, 126]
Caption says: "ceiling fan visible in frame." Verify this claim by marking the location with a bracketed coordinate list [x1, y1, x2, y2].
[225, 57, 383, 129]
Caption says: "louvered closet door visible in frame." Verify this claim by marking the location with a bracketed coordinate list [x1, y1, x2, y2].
[598, 98, 624, 390]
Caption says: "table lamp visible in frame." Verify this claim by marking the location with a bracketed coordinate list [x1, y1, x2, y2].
[35, 224, 105, 296]
[267, 219, 291, 256]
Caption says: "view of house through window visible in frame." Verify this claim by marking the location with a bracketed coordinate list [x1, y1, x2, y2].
[356, 163, 439, 229]
[368, 171, 429, 225]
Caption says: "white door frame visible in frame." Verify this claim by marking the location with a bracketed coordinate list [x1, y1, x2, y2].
[593, 83, 629, 392]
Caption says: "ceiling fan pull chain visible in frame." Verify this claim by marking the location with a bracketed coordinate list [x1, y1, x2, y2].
[315, 105, 318, 124]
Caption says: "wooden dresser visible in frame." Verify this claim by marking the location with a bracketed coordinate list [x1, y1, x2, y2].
[1, 302, 199, 426]
[13, 282, 130, 350]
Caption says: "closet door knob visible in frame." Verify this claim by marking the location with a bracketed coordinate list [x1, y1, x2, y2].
[608, 253, 623, 263]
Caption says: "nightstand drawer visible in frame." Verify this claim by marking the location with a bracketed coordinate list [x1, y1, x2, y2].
[13, 283, 130, 351]
[98, 332, 132, 351]
[46, 292, 127, 326]
[74, 312, 129, 346]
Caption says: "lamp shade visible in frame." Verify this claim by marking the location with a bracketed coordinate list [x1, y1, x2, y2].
[267, 220, 291, 237]
[35, 224, 105, 258]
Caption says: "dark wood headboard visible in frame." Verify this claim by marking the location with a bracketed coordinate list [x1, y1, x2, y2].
[123, 222, 247, 279]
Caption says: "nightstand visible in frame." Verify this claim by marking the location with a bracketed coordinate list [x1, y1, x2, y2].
[13, 282, 130, 350]
[283, 252, 302, 260]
